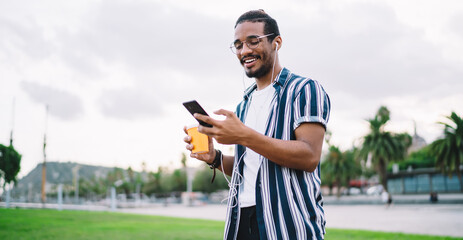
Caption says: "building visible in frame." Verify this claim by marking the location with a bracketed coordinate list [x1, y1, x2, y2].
[408, 121, 427, 154]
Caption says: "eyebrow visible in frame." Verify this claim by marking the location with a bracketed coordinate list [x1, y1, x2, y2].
[233, 35, 261, 43]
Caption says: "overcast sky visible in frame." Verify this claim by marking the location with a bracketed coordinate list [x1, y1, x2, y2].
[1, 0, 462, 178]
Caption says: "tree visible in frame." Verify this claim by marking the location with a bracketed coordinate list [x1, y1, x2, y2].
[321, 146, 361, 198]
[78, 176, 107, 200]
[167, 169, 187, 192]
[359, 106, 411, 192]
[343, 148, 363, 193]
[193, 165, 229, 194]
[143, 167, 166, 196]
[321, 131, 362, 197]
[144, 167, 186, 196]
[180, 153, 187, 168]
[429, 112, 463, 192]
[0, 144, 21, 188]
[390, 146, 436, 171]
[321, 145, 343, 197]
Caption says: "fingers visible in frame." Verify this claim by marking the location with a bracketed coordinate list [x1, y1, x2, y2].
[198, 124, 215, 136]
[190, 152, 199, 159]
[194, 110, 236, 127]
[185, 143, 194, 151]
[183, 134, 191, 144]
[214, 109, 234, 117]
[184, 125, 194, 152]
[184, 126, 193, 151]
[183, 126, 188, 134]
[193, 113, 215, 126]
[189, 148, 214, 164]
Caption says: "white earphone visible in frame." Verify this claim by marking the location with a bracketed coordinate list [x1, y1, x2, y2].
[275, 42, 279, 50]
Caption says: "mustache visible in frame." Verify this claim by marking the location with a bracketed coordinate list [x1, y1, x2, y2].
[240, 54, 261, 64]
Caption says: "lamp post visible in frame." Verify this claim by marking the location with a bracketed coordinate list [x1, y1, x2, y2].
[111, 179, 123, 211]
[41, 105, 49, 206]
[72, 165, 80, 204]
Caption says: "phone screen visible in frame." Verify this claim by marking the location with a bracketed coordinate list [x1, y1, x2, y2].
[182, 100, 213, 127]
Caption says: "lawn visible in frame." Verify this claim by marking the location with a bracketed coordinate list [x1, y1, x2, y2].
[0, 208, 461, 240]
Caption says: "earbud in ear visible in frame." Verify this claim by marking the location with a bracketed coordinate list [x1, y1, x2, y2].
[275, 42, 279, 50]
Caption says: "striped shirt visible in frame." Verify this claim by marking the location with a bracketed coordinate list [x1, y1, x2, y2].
[224, 68, 331, 240]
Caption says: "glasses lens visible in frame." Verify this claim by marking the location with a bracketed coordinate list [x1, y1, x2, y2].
[246, 36, 260, 49]
[230, 34, 271, 54]
[233, 40, 243, 52]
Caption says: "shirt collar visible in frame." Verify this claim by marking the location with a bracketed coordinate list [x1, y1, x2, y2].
[243, 67, 289, 100]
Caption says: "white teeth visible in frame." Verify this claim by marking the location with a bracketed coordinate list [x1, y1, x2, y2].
[245, 58, 256, 63]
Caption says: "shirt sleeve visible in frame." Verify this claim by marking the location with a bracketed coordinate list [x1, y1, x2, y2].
[293, 79, 331, 130]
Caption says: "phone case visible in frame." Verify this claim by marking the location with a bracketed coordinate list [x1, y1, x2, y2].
[183, 100, 213, 127]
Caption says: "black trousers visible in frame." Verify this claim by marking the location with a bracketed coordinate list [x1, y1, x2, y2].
[237, 206, 260, 240]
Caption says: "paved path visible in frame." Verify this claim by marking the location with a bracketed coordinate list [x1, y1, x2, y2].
[118, 203, 463, 238]
[324, 204, 463, 238]
[3, 202, 463, 237]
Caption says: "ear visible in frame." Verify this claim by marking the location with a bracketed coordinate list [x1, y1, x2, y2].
[274, 36, 282, 51]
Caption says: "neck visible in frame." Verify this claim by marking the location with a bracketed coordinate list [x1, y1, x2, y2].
[255, 64, 282, 90]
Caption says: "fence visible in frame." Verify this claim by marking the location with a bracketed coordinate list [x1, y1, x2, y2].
[388, 168, 462, 194]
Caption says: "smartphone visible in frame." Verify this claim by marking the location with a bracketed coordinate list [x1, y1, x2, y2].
[182, 100, 213, 127]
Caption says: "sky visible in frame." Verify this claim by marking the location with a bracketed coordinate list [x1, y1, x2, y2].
[1, 0, 462, 178]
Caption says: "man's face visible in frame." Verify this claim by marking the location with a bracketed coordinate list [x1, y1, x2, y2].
[233, 21, 274, 79]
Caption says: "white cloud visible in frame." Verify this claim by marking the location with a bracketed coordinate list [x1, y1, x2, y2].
[449, 12, 463, 39]
[0, 17, 53, 60]
[280, 1, 463, 99]
[20, 81, 84, 121]
[99, 87, 162, 120]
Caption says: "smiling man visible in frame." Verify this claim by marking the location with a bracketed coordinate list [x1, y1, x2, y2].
[184, 10, 331, 240]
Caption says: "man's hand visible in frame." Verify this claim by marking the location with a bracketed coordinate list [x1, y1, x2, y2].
[194, 109, 250, 145]
[183, 126, 215, 164]
[183, 123, 235, 176]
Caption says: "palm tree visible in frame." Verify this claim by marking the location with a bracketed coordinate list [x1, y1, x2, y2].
[322, 131, 362, 198]
[429, 112, 463, 192]
[321, 145, 343, 197]
[343, 148, 363, 193]
[359, 106, 411, 192]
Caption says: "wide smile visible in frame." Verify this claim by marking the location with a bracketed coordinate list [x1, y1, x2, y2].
[241, 55, 260, 68]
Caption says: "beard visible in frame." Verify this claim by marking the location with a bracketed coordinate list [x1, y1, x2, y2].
[243, 52, 273, 78]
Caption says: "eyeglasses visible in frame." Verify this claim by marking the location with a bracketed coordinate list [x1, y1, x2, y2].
[230, 33, 274, 54]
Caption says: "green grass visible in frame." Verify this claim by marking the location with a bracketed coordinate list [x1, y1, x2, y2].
[0, 208, 223, 240]
[0, 208, 461, 240]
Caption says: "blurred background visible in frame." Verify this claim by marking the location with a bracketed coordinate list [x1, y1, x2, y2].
[0, 0, 462, 207]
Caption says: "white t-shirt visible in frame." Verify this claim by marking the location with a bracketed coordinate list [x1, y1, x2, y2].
[240, 84, 275, 207]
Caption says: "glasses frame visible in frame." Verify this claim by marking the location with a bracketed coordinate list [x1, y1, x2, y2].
[230, 33, 275, 54]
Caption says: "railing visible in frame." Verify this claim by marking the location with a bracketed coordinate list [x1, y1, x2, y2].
[387, 168, 463, 194]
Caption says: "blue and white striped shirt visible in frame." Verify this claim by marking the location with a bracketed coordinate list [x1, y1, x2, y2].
[224, 68, 331, 240]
